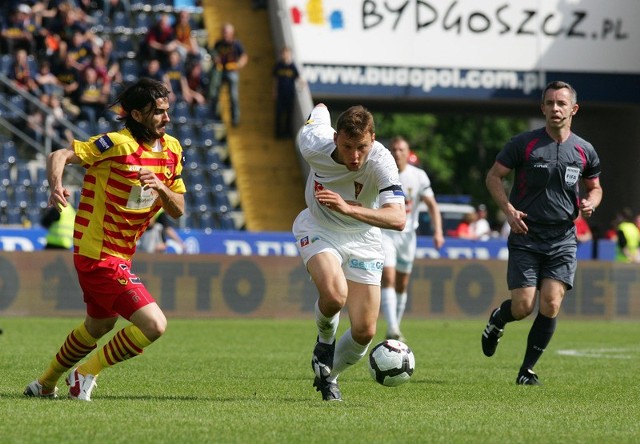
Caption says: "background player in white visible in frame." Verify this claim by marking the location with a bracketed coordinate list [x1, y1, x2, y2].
[293, 103, 406, 401]
[381, 136, 444, 341]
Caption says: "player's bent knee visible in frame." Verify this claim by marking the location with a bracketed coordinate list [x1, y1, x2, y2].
[350, 325, 376, 345]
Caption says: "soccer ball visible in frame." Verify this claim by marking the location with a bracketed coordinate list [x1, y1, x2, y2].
[368, 339, 415, 387]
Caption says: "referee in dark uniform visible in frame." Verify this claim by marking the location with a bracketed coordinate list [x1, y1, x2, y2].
[481, 81, 603, 385]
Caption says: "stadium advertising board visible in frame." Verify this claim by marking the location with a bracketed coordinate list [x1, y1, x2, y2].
[285, 0, 640, 102]
[1, 252, 638, 319]
[0, 227, 615, 260]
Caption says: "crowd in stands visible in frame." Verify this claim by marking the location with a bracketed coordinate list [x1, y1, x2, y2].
[0, 0, 241, 230]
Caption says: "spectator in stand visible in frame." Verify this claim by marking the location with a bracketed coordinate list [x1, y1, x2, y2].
[272, 46, 302, 139]
[76, 65, 110, 134]
[9, 48, 41, 95]
[141, 58, 166, 83]
[35, 60, 64, 97]
[103, 0, 130, 23]
[1, 4, 39, 54]
[450, 211, 477, 239]
[98, 39, 122, 85]
[66, 29, 96, 71]
[573, 213, 592, 243]
[28, 93, 74, 150]
[469, 204, 492, 240]
[173, 9, 200, 61]
[164, 50, 205, 106]
[52, 53, 81, 116]
[49, 3, 88, 48]
[184, 58, 207, 106]
[615, 207, 640, 263]
[208, 22, 248, 127]
[141, 13, 179, 68]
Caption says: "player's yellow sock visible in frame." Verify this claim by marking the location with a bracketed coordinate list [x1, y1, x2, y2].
[39, 323, 98, 391]
[79, 325, 152, 376]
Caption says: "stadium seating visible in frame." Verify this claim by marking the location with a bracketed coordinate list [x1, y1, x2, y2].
[0, 1, 244, 231]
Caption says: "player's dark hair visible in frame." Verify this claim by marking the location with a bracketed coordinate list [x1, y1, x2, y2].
[111, 77, 170, 141]
[542, 81, 577, 105]
[336, 105, 375, 138]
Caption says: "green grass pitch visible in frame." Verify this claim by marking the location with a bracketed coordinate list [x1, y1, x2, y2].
[1, 317, 638, 443]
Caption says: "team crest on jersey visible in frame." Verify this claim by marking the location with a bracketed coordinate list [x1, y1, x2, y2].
[314, 180, 324, 192]
[94, 135, 114, 152]
[354, 182, 363, 198]
[165, 162, 174, 179]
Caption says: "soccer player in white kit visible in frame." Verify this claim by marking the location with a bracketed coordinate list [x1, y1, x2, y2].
[293, 104, 406, 401]
[381, 136, 444, 341]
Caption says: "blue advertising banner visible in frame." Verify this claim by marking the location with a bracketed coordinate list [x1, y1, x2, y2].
[0, 228, 615, 260]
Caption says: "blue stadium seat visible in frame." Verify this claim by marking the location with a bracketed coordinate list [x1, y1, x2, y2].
[199, 211, 216, 230]
[6, 207, 22, 225]
[0, 164, 11, 187]
[0, 186, 8, 209]
[192, 103, 213, 124]
[212, 190, 231, 210]
[186, 168, 206, 189]
[3, 95, 27, 121]
[207, 168, 226, 189]
[2, 141, 17, 164]
[120, 59, 140, 83]
[133, 12, 153, 35]
[34, 186, 48, 208]
[130, 0, 147, 12]
[35, 166, 47, 186]
[184, 147, 204, 165]
[11, 185, 29, 209]
[113, 35, 137, 59]
[27, 207, 43, 227]
[111, 11, 132, 34]
[171, 100, 190, 125]
[198, 124, 217, 147]
[217, 212, 235, 230]
[97, 118, 112, 134]
[15, 164, 32, 187]
[204, 148, 221, 167]
[0, 54, 12, 76]
[151, 0, 174, 12]
[175, 123, 196, 148]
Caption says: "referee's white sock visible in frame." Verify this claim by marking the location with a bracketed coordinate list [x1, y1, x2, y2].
[328, 328, 369, 383]
[315, 300, 339, 344]
[381, 287, 399, 334]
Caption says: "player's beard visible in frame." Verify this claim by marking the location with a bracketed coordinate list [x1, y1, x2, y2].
[153, 124, 166, 139]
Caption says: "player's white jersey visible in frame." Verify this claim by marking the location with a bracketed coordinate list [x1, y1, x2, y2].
[399, 164, 435, 232]
[297, 106, 404, 232]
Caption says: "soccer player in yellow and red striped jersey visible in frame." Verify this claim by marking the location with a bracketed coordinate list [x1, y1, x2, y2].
[24, 78, 186, 401]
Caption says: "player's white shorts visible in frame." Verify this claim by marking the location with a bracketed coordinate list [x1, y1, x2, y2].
[293, 209, 384, 286]
[381, 230, 417, 274]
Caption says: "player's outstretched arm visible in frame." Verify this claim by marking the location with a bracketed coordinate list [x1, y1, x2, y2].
[46, 147, 81, 211]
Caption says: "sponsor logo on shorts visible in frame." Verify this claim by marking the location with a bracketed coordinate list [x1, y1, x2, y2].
[300, 236, 309, 247]
[348, 259, 384, 271]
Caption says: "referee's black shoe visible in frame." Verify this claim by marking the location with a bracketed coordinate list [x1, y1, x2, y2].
[516, 368, 542, 386]
[481, 308, 504, 357]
